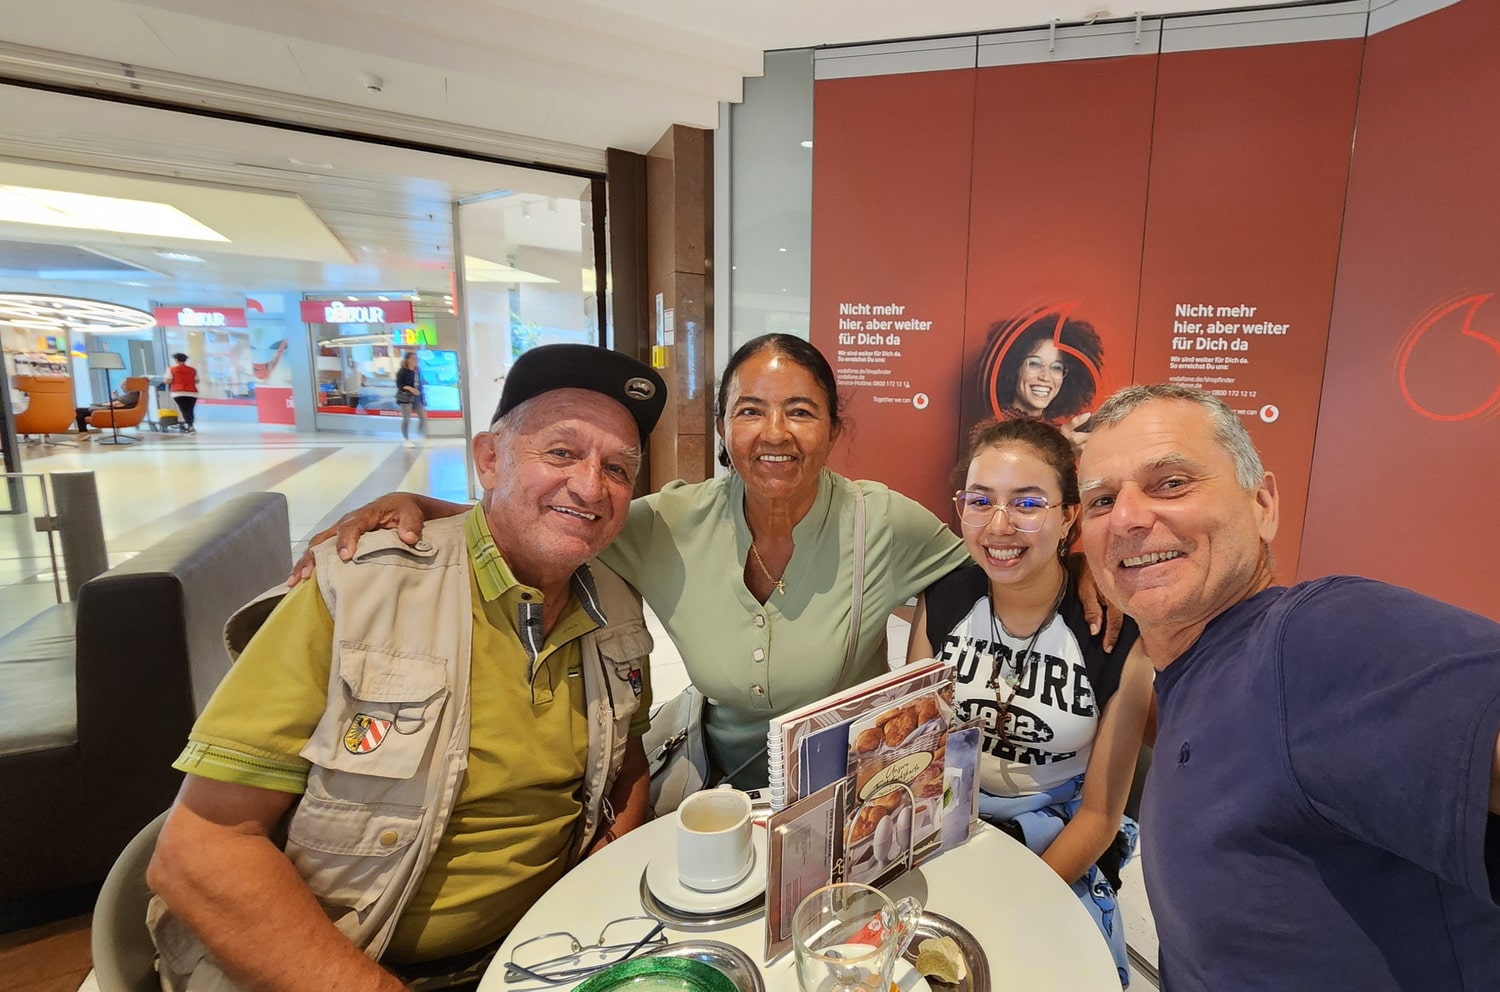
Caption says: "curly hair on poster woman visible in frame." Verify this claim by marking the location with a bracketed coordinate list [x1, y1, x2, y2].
[978, 307, 1105, 424]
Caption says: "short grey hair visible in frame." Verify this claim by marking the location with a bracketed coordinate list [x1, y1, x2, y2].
[1089, 384, 1265, 491]
[488, 396, 533, 445]
[486, 392, 643, 480]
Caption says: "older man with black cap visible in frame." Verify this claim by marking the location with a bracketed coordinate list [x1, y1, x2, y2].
[146, 345, 668, 992]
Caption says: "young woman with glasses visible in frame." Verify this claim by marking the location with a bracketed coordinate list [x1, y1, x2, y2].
[906, 418, 1152, 988]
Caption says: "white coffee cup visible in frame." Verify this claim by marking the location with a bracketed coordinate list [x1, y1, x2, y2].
[676, 786, 754, 892]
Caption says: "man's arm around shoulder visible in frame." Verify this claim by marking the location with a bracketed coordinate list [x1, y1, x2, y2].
[149, 776, 408, 992]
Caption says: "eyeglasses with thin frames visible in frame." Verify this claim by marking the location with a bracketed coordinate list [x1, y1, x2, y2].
[504, 916, 667, 985]
[1022, 356, 1068, 379]
[952, 491, 1062, 532]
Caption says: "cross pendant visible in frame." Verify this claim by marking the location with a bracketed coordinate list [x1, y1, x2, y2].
[773, 580, 786, 596]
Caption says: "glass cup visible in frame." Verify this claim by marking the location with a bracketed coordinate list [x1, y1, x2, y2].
[792, 883, 922, 992]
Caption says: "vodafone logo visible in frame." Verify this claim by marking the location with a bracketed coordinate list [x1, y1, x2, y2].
[1397, 293, 1500, 422]
[912, 392, 930, 411]
[1259, 404, 1279, 423]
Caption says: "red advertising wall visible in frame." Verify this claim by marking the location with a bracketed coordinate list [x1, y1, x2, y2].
[960, 53, 1157, 443]
[811, 69, 977, 517]
[1299, 0, 1500, 618]
[809, 4, 1497, 617]
[1122, 39, 1363, 583]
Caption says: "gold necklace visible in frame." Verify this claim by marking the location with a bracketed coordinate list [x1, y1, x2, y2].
[749, 542, 787, 596]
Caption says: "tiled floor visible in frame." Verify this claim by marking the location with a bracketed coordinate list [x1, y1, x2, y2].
[3, 420, 1157, 989]
[3, 423, 474, 635]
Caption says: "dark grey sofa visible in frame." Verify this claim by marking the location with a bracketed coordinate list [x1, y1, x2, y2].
[0, 492, 290, 922]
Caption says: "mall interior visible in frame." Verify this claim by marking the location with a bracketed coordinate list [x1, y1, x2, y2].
[2, 0, 1496, 989]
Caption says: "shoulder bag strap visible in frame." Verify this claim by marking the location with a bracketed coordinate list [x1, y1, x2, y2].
[718, 486, 868, 790]
[832, 485, 867, 688]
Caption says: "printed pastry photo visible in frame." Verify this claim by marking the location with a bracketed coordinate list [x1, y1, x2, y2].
[913, 763, 945, 799]
[882, 712, 919, 747]
[849, 803, 888, 843]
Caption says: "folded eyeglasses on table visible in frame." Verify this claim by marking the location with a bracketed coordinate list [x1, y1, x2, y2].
[504, 915, 668, 985]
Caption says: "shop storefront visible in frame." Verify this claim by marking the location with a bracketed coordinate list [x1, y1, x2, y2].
[1, 82, 609, 459]
[155, 305, 255, 419]
[306, 295, 465, 436]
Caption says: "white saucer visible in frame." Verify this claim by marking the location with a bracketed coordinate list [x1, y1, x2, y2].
[895, 959, 933, 992]
[644, 828, 768, 915]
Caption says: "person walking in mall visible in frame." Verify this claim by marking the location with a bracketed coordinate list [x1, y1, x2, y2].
[165, 352, 199, 433]
[396, 350, 426, 447]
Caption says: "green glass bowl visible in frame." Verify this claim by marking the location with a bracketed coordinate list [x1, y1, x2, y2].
[575, 956, 740, 992]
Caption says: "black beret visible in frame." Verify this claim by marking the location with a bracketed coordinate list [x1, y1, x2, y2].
[491, 344, 666, 443]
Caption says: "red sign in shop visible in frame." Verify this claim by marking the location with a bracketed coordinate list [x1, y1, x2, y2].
[300, 300, 415, 324]
[153, 306, 248, 328]
[255, 386, 296, 425]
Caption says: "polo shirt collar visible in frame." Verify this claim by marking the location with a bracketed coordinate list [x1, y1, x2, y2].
[463, 502, 608, 626]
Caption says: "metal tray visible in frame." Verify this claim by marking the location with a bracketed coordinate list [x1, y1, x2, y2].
[643, 940, 766, 992]
[903, 911, 990, 992]
[639, 868, 766, 931]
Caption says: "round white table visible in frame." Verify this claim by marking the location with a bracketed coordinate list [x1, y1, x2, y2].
[480, 816, 1120, 992]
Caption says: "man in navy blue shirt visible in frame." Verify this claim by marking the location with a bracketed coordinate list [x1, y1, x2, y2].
[1075, 383, 1500, 991]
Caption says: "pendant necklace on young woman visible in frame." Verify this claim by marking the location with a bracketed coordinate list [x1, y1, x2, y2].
[750, 542, 787, 596]
[988, 573, 1068, 738]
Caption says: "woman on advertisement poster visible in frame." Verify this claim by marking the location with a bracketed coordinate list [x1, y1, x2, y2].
[976, 304, 1105, 448]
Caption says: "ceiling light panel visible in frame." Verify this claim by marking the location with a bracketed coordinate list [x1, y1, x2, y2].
[462, 255, 559, 284]
[0, 293, 156, 332]
[0, 185, 229, 241]
[0, 162, 352, 264]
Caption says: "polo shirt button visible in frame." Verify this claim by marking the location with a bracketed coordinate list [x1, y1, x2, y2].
[414, 539, 432, 552]
[379, 829, 400, 847]
[751, 684, 765, 696]
[754, 615, 765, 628]
[752, 648, 765, 662]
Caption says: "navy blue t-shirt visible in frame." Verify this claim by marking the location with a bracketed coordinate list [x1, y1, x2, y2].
[1144, 576, 1500, 991]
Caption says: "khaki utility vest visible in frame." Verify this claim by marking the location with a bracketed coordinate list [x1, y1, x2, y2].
[149, 517, 650, 989]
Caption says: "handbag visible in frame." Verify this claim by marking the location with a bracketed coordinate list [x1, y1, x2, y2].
[643, 685, 711, 815]
[644, 487, 867, 816]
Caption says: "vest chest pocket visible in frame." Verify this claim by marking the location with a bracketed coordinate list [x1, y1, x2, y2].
[591, 618, 651, 687]
[302, 643, 450, 781]
[285, 785, 425, 915]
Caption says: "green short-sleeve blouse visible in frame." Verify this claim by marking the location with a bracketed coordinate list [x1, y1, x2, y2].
[598, 468, 969, 786]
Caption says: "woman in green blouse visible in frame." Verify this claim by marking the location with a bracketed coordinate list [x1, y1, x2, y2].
[299, 336, 1105, 788]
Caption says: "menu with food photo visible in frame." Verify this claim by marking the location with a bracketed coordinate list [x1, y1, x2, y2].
[763, 666, 981, 962]
[768, 659, 953, 810]
[843, 684, 954, 886]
